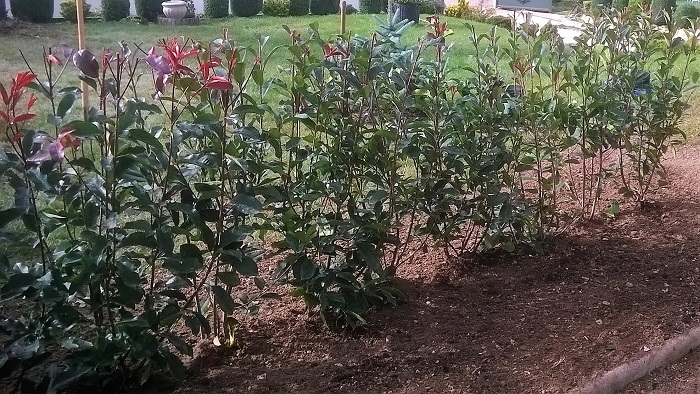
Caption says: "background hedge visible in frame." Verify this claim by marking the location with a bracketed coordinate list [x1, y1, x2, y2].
[232, 0, 263, 16]
[264, 0, 290, 16]
[360, 0, 382, 13]
[101, 0, 130, 21]
[675, 2, 700, 27]
[289, 0, 308, 14]
[204, 0, 229, 17]
[135, 0, 162, 21]
[309, 0, 338, 14]
[651, 0, 676, 24]
[10, 0, 54, 23]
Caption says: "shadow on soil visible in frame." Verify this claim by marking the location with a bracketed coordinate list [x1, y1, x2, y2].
[177, 195, 700, 393]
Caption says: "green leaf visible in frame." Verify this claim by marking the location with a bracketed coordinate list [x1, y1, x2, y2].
[501, 241, 516, 253]
[162, 332, 193, 357]
[130, 333, 159, 359]
[61, 338, 93, 350]
[0, 208, 21, 229]
[114, 280, 145, 307]
[156, 227, 175, 255]
[85, 176, 107, 202]
[221, 252, 259, 276]
[253, 276, 265, 290]
[21, 130, 37, 158]
[603, 200, 620, 218]
[117, 105, 136, 132]
[194, 311, 211, 336]
[57, 93, 76, 118]
[128, 128, 165, 151]
[216, 271, 241, 287]
[231, 194, 262, 215]
[116, 261, 142, 286]
[47, 364, 93, 392]
[69, 157, 96, 171]
[261, 292, 281, 300]
[69, 120, 101, 138]
[139, 360, 152, 386]
[158, 304, 182, 327]
[211, 285, 237, 315]
[163, 257, 202, 276]
[47, 114, 62, 126]
[180, 244, 204, 265]
[120, 232, 157, 249]
[78, 75, 97, 91]
[82, 201, 100, 229]
[183, 314, 201, 336]
[51, 303, 83, 327]
[1, 273, 36, 298]
[299, 257, 317, 281]
[233, 61, 246, 85]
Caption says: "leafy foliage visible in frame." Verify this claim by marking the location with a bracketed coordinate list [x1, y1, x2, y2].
[60, 0, 92, 23]
[135, 0, 162, 22]
[0, 9, 697, 393]
[612, 0, 629, 10]
[101, 0, 130, 21]
[309, 0, 339, 15]
[444, 0, 480, 20]
[675, 2, 700, 27]
[651, 0, 676, 24]
[417, 0, 438, 13]
[264, 0, 290, 16]
[629, 0, 652, 10]
[360, 0, 382, 13]
[204, 0, 229, 17]
[288, 0, 308, 15]
[485, 14, 512, 29]
[9, 0, 54, 23]
[232, 0, 263, 16]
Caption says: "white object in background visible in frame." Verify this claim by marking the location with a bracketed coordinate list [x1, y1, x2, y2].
[162, 0, 188, 20]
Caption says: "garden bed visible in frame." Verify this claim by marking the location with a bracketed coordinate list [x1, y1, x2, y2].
[160, 144, 700, 393]
[1, 12, 699, 394]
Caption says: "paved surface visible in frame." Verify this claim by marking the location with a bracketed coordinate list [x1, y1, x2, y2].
[492, 8, 585, 43]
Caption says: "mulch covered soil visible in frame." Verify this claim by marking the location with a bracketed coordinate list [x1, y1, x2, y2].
[173, 144, 700, 394]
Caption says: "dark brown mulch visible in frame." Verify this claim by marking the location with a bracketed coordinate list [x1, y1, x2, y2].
[170, 144, 700, 394]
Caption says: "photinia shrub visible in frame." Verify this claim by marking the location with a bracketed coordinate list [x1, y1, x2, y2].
[0, 9, 696, 392]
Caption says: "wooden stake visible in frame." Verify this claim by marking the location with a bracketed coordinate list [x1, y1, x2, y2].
[340, 1, 347, 35]
[75, 0, 89, 120]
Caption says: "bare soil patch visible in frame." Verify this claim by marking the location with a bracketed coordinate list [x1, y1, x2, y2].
[164, 144, 700, 394]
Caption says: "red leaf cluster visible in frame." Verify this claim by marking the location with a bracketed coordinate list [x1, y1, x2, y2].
[0, 71, 38, 127]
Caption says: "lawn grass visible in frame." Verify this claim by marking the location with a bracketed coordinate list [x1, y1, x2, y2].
[0, 14, 505, 135]
[1, 12, 698, 145]
[0, 14, 497, 84]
